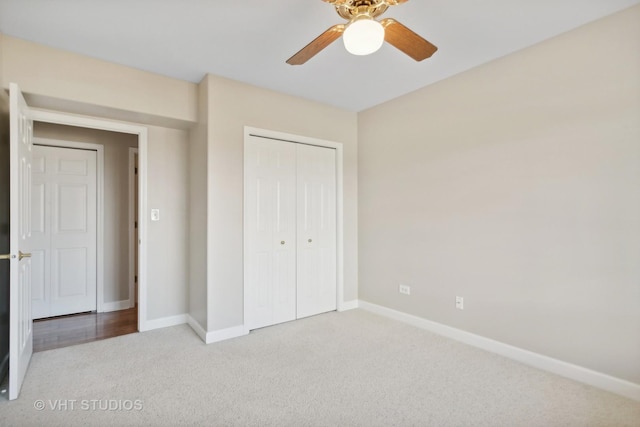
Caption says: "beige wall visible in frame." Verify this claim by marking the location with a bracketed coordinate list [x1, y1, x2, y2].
[206, 74, 359, 331]
[33, 123, 138, 304]
[358, 6, 640, 384]
[188, 77, 209, 329]
[145, 125, 190, 320]
[1, 35, 197, 126]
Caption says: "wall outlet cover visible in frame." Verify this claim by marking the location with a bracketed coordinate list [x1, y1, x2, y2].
[399, 284, 411, 295]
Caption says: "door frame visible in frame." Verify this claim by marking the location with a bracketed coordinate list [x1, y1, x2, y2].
[29, 108, 150, 332]
[32, 138, 105, 314]
[128, 147, 138, 309]
[242, 126, 345, 333]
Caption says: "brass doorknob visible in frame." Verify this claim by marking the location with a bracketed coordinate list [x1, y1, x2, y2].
[280, 241, 285, 245]
[19, 251, 31, 261]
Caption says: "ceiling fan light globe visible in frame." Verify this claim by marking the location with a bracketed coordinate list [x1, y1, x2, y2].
[343, 19, 385, 56]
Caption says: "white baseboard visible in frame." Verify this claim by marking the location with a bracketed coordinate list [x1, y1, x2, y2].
[141, 314, 188, 332]
[186, 315, 248, 344]
[101, 299, 131, 313]
[338, 299, 359, 311]
[358, 300, 640, 402]
[205, 325, 248, 344]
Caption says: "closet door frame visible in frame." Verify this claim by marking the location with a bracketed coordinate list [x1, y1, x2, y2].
[243, 126, 345, 332]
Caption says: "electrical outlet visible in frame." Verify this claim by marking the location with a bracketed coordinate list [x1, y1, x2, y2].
[455, 296, 464, 310]
[399, 284, 411, 295]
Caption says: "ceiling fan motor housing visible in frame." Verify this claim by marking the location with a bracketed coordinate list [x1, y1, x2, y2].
[335, 0, 390, 21]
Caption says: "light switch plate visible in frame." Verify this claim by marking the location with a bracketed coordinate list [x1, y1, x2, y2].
[151, 209, 160, 221]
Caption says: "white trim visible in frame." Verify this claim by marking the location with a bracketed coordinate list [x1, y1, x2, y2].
[358, 300, 640, 402]
[338, 299, 359, 311]
[32, 137, 105, 313]
[142, 314, 187, 332]
[188, 315, 246, 344]
[242, 126, 345, 330]
[128, 147, 139, 309]
[101, 300, 131, 313]
[205, 325, 248, 344]
[137, 128, 148, 332]
[29, 108, 149, 332]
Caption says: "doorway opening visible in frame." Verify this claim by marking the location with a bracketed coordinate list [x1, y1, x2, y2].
[30, 109, 148, 331]
[29, 123, 139, 350]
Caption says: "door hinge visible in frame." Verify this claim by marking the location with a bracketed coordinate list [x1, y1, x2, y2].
[135, 275, 138, 283]
[135, 221, 138, 229]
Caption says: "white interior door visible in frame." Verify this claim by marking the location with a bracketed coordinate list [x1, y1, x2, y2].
[9, 82, 33, 400]
[245, 136, 297, 330]
[31, 145, 97, 319]
[296, 144, 337, 319]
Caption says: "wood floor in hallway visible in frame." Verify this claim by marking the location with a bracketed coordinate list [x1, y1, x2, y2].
[33, 306, 138, 352]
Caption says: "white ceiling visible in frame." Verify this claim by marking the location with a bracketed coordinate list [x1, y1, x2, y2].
[0, 0, 638, 112]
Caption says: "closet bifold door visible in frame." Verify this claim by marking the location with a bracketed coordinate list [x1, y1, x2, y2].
[245, 137, 297, 330]
[296, 143, 337, 319]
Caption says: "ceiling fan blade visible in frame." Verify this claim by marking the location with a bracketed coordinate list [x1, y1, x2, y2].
[381, 18, 437, 61]
[286, 24, 345, 65]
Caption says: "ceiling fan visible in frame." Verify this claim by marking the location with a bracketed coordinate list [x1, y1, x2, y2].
[286, 0, 437, 65]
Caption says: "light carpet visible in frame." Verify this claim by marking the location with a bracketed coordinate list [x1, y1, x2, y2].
[0, 309, 638, 426]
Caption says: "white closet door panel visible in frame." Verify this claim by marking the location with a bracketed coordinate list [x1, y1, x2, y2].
[245, 137, 296, 330]
[272, 248, 296, 324]
[296, 144, 337, 319]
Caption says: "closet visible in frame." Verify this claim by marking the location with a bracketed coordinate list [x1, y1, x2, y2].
[244, 135, 337, 331]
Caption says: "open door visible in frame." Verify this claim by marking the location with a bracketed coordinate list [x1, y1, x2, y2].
[8, 83, 33, 400]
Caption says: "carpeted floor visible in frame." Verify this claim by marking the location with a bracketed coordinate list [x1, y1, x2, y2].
[0, 309, 638, 426]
